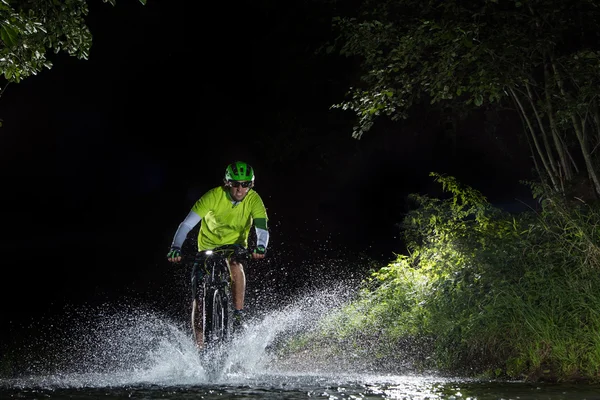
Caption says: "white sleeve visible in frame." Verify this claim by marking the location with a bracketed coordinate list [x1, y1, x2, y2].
[171, 211, 202, 248]
[255, 226, 269, 249]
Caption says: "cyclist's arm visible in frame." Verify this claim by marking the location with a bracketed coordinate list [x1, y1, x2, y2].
[171, 211, 201, 248]
[254, 218, 269, 249]
[255, 226, 269, 249]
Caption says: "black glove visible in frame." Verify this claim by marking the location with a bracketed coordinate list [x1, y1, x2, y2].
[253, 245, 266, 255]
[167, 246, 182, 260]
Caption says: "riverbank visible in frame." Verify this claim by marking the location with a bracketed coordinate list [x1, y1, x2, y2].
[283, 175, 600, 384]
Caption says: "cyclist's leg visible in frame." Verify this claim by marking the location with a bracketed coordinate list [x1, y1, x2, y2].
[191, 254, 207, 348]
[227, 259, 245, 311]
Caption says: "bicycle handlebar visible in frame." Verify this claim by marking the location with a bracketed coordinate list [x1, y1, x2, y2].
[178, 245, 251, 266]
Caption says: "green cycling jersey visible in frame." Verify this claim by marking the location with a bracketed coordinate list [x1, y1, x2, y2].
[191, 186, 268, 251]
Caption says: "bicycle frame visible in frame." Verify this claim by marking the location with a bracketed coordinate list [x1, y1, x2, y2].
[190, 246, 246, 350]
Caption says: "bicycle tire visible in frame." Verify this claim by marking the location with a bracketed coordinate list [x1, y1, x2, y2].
[191, 286, 229, 349]
[204, 287, 231, 345]
[189, 246, 242, 350]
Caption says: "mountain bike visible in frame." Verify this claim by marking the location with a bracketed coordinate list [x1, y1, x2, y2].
[189, 245, 249, 350]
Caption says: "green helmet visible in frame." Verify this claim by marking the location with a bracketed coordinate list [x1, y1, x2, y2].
[224, 161, 255, 182]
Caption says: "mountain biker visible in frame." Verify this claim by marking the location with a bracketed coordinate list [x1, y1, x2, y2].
[166, 160, 269, 324]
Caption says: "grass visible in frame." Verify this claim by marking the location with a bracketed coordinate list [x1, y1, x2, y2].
[281, 174, 600, 382]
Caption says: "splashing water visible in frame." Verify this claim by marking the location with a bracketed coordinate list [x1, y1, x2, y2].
[4, 284, 597, 399]
[0, 282, 376, 389]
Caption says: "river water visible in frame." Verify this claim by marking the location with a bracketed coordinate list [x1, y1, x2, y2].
[1, 289, 599, 399]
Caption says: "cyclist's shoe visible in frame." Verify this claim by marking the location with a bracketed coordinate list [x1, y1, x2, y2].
[233, 309, 246, 333]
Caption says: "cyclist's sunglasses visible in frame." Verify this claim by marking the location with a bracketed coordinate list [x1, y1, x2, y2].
[229, 180, 252, 188]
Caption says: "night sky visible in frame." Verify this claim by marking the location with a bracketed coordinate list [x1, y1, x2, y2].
[0, 1, 534, 344]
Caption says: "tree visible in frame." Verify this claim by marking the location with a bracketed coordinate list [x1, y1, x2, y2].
[0, 0, 146, 126]
[330, 0, 600, 197]
[0, 0, 145, 85]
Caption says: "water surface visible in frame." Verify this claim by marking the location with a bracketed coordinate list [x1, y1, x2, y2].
[2, 289, 599, 399]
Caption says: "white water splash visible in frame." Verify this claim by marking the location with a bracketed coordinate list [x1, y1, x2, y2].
[1, 283, 362, 389]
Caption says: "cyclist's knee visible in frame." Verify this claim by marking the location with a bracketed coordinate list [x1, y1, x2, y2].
[229, 260, 244, 271]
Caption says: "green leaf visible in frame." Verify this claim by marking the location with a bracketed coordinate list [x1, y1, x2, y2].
[474, 95, 483, 106]
[0, 24, 19, 48]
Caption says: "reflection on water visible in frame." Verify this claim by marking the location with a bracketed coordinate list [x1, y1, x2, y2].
[3, 377, 600, 399]
[1, 287, 600, 399]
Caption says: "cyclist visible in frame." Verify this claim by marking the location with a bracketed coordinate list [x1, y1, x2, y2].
[166, 160, 269, 324]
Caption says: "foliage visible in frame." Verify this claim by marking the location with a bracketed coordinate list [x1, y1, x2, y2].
[0, 0, 146, 83]
[285, 174, 600, 382]
[329, 0, 600, 197]
[329, 0, 533, 137]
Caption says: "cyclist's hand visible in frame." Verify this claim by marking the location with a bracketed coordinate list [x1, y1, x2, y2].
[167, 246, 182, 263]
[251, 245, 266, 260]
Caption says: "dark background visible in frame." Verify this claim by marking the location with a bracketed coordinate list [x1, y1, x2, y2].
[0, 0, 534, 344]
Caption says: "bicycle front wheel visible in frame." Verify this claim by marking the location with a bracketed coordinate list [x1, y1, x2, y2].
[204, 287, 231, 346]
